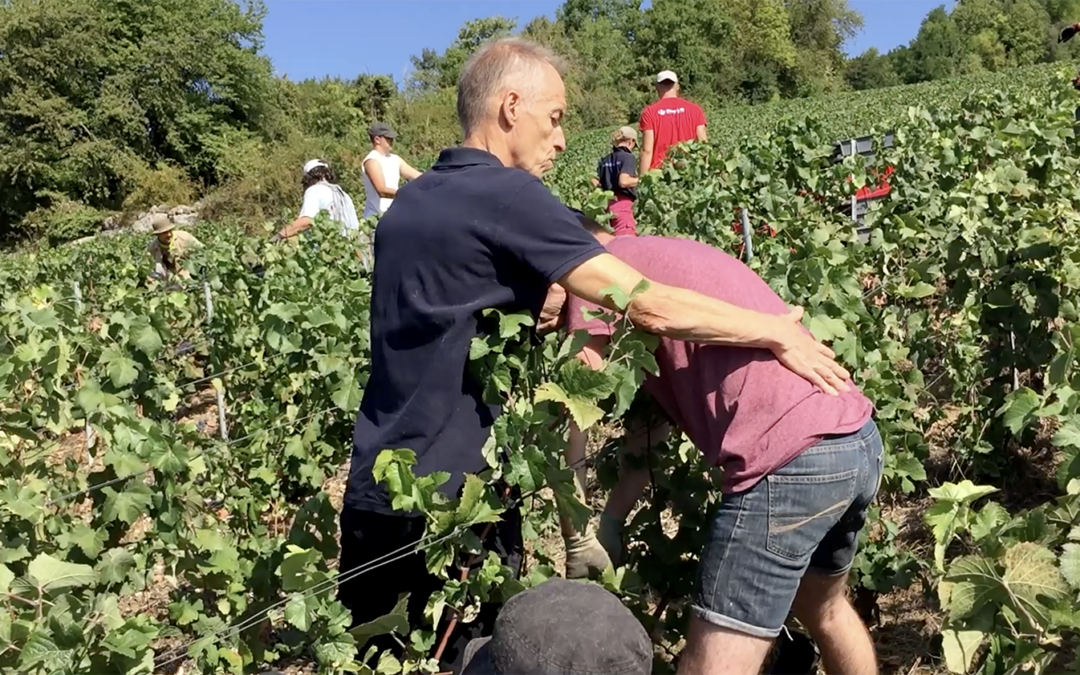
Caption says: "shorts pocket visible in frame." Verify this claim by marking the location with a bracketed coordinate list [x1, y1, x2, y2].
[767, 469, 858, 561]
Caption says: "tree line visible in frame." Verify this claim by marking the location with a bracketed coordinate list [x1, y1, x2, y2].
[845, 0, 1080, 90]
[1, 0, 1079, 246]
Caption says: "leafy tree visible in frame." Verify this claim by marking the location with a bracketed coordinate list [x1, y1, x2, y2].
[782, 0, 864, 96]
[845, 47, 902, 90]
[407, 16, 517, 95]
[909, 6, 969, 81]
[0, 0, 274, 238]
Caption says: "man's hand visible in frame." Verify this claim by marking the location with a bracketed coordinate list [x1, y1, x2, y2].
[537, 283, 567, 334]
[768, 307, 851, 396]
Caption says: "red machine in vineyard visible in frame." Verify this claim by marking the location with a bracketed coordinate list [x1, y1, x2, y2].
[732, 131, 896, 259]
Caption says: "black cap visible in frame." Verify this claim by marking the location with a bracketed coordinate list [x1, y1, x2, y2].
[461, 579, 652, 675]
[368, 121, 397, 139]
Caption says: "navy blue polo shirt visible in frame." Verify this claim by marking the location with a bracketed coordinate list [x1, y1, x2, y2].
[346, 147, 605, 514]
[597, 146, 637, 200]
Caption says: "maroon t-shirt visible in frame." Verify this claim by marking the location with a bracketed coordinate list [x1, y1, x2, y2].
[639, 97, 706, 170]
[565, 236, 873, 493]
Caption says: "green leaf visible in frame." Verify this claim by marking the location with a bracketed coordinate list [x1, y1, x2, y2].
[106, 357, 139, 388]
[600, 284, 631, 311]
[559, 359, 617, 401]
[376, 651, 403, 675]
[944, 555, 1002, 620]
[1052, 418, 1080, 450]
[132, 322, 163, 356]
[941, 618, 988, 674]
[928, 480, 999, 505]
[535, 382, 605, 430]
[351, 594, 410, 649]
[96, 548, 136, 585]
[925, 501, 961, 572]
[455, 474, 503, 527]
[1002, 542, 1070, 630]
[332, 371, 362, 411]
[102, 483, 153, 524]
[27, 553, 96, 592]
[279, 546, 323, 593]
[807, 315, 848, 342]
[969, 502, 1007, 542]
[498, 311, 534, 338]
[998, 387, 1041, 435]
[895, 282, 937, 299]
[0, 564, 13, 595]
[1061, 543, 1080, 591]
[284, 594, 310, 631]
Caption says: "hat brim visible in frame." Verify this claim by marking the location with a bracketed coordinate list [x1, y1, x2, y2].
[153, 223, 176, 235]
[461, 637, 496, 675]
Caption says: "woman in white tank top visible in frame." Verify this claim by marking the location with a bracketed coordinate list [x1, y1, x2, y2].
[361, 122, 422, 219]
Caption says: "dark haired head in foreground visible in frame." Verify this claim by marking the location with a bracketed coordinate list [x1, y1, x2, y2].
[460, 579, 652, 675]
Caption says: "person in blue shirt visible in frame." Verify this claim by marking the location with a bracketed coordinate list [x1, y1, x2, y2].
[338, 36, 852, 672]
[592, 126, 640, 235]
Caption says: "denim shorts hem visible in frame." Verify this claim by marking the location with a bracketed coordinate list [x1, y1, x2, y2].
[807, 561, 853, 577]
[690, 605, 782, 639]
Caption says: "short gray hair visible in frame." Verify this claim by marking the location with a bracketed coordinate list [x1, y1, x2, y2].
[457, 37, 567, 136]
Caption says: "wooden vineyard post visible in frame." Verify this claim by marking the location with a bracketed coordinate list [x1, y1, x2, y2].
[203, 280, 228, 440]
[74, 281, 95, 452]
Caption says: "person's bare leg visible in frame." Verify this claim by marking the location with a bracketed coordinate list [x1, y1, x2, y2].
[677, 616, 772, 675]
[560, 421, 611, 578]
[790, 572, 877, 675]
[603, 420, 671, 520]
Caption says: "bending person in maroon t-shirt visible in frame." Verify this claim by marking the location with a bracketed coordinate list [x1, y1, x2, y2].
[555, 214, 880, 675]
[638, 70, 707, 173]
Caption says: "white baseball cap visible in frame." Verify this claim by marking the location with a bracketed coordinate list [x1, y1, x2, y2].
[303, 159, 328, 174]
[656, 70, 678, 84]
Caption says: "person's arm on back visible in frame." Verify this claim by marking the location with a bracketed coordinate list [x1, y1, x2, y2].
[498, 179, 850, 395]
[364, 159, 397, 198]
[618, 151, 638, 188]
[559, 253, 851, 395]
[399, 158, 422, 181]
[695, 104, 707, 142]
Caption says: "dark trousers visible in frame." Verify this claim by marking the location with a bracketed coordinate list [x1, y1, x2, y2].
[337, 504, 523, 673]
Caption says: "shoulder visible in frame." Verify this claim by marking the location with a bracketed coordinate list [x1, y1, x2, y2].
[305, 183, 331, 197]
[363, 151, 381, 163]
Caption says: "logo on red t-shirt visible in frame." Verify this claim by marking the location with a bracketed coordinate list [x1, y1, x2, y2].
[639, 97, 706, 170]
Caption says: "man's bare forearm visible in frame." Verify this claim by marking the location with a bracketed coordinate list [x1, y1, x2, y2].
[629, 283, 785, 348]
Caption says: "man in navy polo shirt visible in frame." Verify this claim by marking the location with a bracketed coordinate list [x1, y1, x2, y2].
[337, 37, 853, 669]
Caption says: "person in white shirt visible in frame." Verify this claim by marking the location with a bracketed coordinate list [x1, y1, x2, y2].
[361, 122, 421, 218]
[272, 159, 361, 241]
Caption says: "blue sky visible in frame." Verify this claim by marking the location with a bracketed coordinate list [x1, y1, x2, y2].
[262, 0, 957, 83]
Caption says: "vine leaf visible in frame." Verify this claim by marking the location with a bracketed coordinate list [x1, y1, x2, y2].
[27, 553, 96, 592]
[1060, 543, 1080, 591]
[535, 382, 604, 430]
[944, 544, 1069, 632]
[941, 610, 992, 674]
[998, 387, 1041, 434]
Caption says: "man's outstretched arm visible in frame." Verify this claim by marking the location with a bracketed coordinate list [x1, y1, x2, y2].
[559, 253, 851, 396]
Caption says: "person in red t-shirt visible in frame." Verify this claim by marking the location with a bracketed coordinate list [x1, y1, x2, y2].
[638, 70, 707, 173]
[553, 213, 880, 675]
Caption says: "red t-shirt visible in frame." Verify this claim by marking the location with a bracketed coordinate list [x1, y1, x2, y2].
[565, 236, 873, 493]
[638, 97, 707, 170]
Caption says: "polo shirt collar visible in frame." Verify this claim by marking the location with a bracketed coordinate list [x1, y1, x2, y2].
[434, 147, 504, 169]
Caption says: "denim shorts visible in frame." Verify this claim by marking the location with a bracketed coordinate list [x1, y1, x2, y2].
[693, 420, 883, 638]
